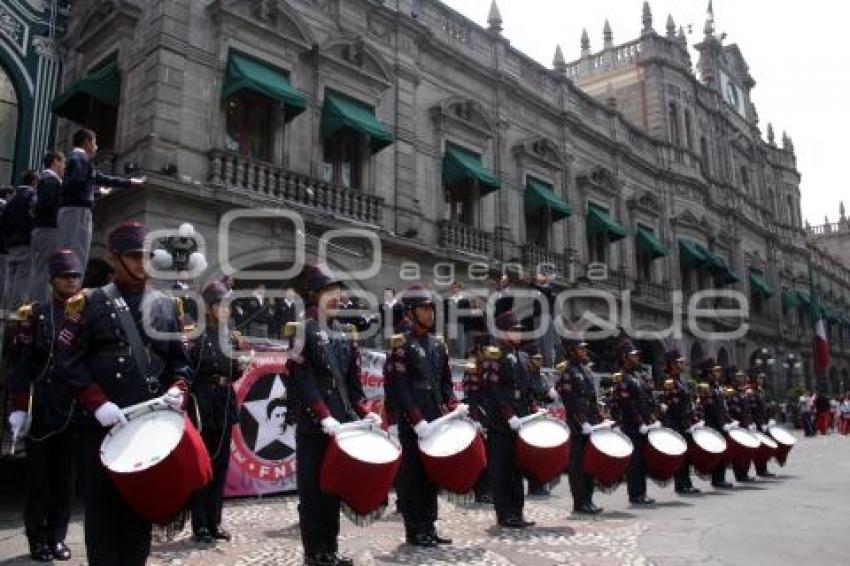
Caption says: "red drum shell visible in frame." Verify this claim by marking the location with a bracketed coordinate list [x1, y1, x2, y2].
[767, 425, 796, 466]
[319, 425, 401, 517]
[643, 427, 688, 482]
[418, 416, 486, 494]
[583, 428, 633, 488]
[725, 428, 759, 469]
[688, 426, 727, 475]
[101, 410, 212, 525]
[514, 417, 571, 484]
[752, 431, 778, 468]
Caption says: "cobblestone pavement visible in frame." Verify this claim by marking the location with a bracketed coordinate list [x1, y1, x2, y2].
[1, 430, 846, 565]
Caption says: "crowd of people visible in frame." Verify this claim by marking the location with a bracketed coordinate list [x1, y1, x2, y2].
[797, 391, 850, 436]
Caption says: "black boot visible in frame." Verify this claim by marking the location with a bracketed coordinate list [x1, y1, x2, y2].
[50, 541, 72, 561]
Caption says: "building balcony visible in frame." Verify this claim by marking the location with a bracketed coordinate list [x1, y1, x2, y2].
[438, 220, 493, 257]
[633, 280, 670, 306]
[209, 150, 383, 226]
[520, 244, 565, 276]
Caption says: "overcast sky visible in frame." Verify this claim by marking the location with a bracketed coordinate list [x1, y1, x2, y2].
[439, 0, 846, 227]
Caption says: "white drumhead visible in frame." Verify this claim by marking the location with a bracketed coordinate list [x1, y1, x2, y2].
[101, 409, 184, 473]
[336, 428, 400, 465]
[647, 427, 687, 456]
[728, 428, 760, 449]
[753, 431, 778, 450]
[419, 417, 476, 458]
[768, 425, 797, 446]
[692, 427, 727, 454]
[590, 428, 633, 458]
[518, 418, 569, 449]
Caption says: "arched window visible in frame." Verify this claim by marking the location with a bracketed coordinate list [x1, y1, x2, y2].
[0, 67, 18, 185]
[668, 102, 680, 146]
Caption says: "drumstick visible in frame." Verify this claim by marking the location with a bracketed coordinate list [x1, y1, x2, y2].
[430, 406, 465, 430]
[518, 410, 549, 426]
[591, 420, 615, 431]
[336, 420, 375, 433]
[123, 397, 168, 419]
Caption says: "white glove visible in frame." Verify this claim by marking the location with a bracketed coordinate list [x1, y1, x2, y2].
[723, 421, 738, 432]
[694, 420, 705, 428]
[8, 411, 26, 440]
[650, 420, 662, 430]
[508, 416, 522, 431]
[388, 424, 399, 439]
[364, 412, 383, 427]
[163, 387, 185, 411]
[581, 422, 593, 435]
[639, 424, 650, 435]
[748, 423, 757, 431]
[321, 416, 341, 436]
[767, 419, 776, 427]
[414, 420, 432, 438]
[94, 402, 128, 428]
[455, 403, 469, 417]
[548, 388, 559, 402]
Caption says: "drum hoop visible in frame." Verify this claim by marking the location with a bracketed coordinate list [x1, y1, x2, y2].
[100, 408, 185, 470]
[647, 427, 687, 453]
[591, 427, 634, 453]
[335, 427, 402, 457]
[419, 418, 478, 457]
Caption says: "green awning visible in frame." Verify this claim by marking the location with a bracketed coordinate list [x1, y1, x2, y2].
[587, 203, 627, 242]
[708, 254, 739, 285]
[796, 291, 811, 307]
[678, 239, 710, 267]
[782, 290, 800, 310]
[749, 269, 774, 298]
[525, 177, 572, 221]
[320, 91, 394, 153]
[53, 57, 121, 123]
[222, 52, 306, 121]
[636, 226, 669, 259]
[442, 145, 502, 195]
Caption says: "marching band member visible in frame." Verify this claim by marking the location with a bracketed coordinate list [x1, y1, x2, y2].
[748, 371, 777, 477]
[661, 349, 701, 495]
[524, 342, 557, 497]
[55, 221, 191, 565]
[383, 284, 458, 547]
[481, 311, 537, 528]
[464, 333, 493, 504]
[188, 282, 243, 543]
[286, 265, 377, 566]
[698, 359, 734, 489]
[612, 339, 659, 506]
[7, 250, 82, 561]
[556, 339, 604, 515]
[725, 368, 756, 483]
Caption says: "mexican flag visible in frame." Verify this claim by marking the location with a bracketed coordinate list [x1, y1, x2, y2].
[808, 259, 830, 373]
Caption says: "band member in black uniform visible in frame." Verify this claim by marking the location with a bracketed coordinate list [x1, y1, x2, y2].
[189, 282, 243, 543]
[55, 221, 192, 566]
[612, 340, 659, 506]
[383, 284, 460, 547]
[481, 310, 537, 528]
[748, 371, 777, 477]
[463, 333, 493, 504]
[7, 250, 81, 561]
[556, 339, 604, 515]
[660, 349, 701, 495]
[698, 359, 734, 489]
[286, 266, 379, 566]
[725, 368, 756, 483]
[524, 342, 558, 497]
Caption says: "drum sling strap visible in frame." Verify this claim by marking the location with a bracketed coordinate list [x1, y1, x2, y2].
[102, 283, 161, 394]
[409, 337, 444, 412]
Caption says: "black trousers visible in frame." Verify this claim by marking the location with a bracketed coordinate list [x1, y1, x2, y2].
[755, 460, 771, 475]
[489, 431, 524, 523]
[83, 428, 151, 566]
[733, 461, 752, 481]
[397, 431, 438, 537]
[296, 432, 341, 557]
[624, 430, 647, 500]
[474, 460, 492, 500]
[191, 426, 232, 533]
[671, 428, 694, 491]
[24, 426, 77, 546]
[567, 431, 595, 509]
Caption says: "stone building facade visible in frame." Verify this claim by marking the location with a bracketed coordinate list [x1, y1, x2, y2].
[809, 202, 850, 271]
[0, 0, 66, 185]
[54, 0, 850, 393]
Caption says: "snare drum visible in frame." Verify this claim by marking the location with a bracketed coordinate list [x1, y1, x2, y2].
[515, 416, 570, 484]
[688, 426, 727, 475]
[100, 405, 212, 525]
[418, 415, 486, 494]
[319, 421, 401, 518]
[767, 425, 796, 466]
[644, 427, 688, 482]
[583, 428, 633, 489]
[752, 431, 778, 468]
[725, 427, 759, 469]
